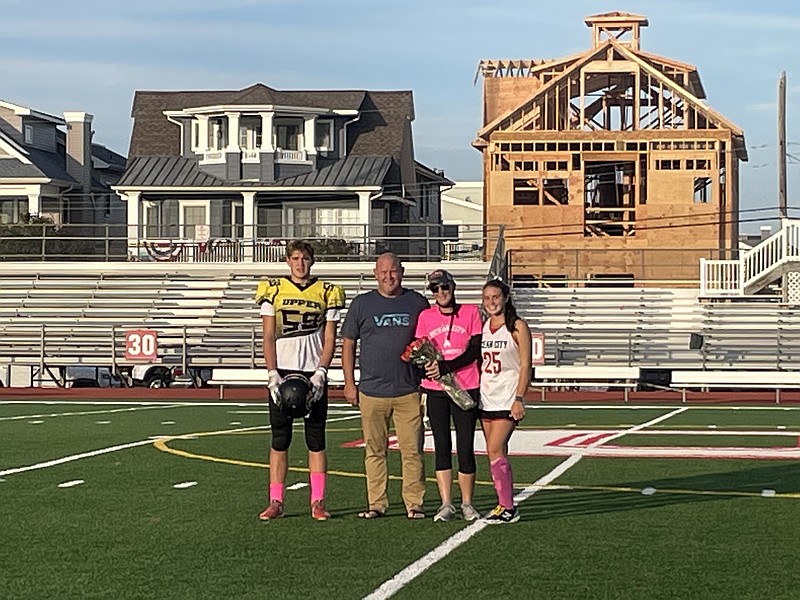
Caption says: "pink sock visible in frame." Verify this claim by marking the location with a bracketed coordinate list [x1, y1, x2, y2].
[490, 457, 515, 509]
[310, 472, 326, 503]
[270, 483, 284, 503]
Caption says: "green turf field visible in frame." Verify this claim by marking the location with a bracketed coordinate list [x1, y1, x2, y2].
[2, 401, 800, 599]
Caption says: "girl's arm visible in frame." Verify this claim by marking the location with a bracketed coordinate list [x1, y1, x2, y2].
[513, 318, 532, 397]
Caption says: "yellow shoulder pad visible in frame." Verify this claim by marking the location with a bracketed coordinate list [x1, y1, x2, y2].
[255, 278, 281, 305]
[325, 283, 346, 309]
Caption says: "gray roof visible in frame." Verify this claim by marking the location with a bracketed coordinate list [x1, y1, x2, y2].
[26, 147, 75, 182]
[0, 158, 45, 179]
[0, 144, 75, 183]
[117, 154, 394, 189]
[275, 155, 392, 187]
[128, 84, 413, 161]
[116, 156, 226, 187]
[0, 129, 125, 188]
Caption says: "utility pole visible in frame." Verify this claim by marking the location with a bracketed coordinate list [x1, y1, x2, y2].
[778, 70, 787, 219]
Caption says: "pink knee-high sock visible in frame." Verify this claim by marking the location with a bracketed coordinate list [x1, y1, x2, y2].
[490, 457, 514, 509]
[310, 472, 326, 503]
[270, 483, 284, 504]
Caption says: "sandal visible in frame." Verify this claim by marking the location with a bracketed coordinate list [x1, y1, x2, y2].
[407, 508, 426, 520]
[358, 509, 385, 519]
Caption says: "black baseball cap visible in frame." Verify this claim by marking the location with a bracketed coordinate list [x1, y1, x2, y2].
[427, 269, 455, 290]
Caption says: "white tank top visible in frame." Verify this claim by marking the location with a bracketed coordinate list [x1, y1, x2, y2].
[480, 320, 520, 411]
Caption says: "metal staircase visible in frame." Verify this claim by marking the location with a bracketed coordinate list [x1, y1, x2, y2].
[700, 220, 800, 299]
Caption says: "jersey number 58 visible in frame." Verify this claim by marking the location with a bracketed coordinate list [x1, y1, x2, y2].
[281, 310, 321, 336]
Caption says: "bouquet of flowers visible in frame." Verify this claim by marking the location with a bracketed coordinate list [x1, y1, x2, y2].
[401, 336, 476, 410]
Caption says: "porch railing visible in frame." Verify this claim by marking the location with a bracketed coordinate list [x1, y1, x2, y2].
[275, 149, 307, 162]
[0, 223, 494, 263]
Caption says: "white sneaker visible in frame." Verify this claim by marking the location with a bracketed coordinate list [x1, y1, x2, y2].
[433, 503, 457, 522]
[460, 503, 480, 522]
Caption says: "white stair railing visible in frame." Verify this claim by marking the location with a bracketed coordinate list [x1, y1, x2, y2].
[700, 259, 742, 296]
[701, 220, 800, 296]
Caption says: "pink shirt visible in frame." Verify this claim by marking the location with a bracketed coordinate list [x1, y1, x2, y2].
[414, 303, 482, 391]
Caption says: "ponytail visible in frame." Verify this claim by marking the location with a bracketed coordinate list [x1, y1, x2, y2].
[504, 297, 519, 334]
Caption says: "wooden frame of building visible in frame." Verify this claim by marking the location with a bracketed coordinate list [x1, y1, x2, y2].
[475, 12, 747, 285]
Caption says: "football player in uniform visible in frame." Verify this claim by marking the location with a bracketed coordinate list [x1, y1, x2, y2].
[255, 240, 345, 521]
[479, 279, 531, 524]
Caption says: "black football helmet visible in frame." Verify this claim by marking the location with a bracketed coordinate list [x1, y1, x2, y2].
[278, 373, 313, 418]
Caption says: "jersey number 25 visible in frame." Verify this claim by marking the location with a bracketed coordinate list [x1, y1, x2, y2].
[482, 351, 502, 374]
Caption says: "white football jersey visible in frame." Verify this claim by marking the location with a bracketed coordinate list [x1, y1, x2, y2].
[479, 320, 520, 411]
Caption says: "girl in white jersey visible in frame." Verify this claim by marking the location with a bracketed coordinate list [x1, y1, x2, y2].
[480, 279, 531, 525]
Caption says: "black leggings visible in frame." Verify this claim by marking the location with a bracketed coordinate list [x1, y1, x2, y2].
[425, 388, 479, 474]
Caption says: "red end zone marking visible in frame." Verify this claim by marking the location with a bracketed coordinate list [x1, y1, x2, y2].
[341, 430, 800, 460]
[578, 432, 615, 446]
[547, 432, 587, 446]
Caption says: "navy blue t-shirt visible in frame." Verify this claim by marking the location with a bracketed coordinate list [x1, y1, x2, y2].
[340, 288, 429, 397]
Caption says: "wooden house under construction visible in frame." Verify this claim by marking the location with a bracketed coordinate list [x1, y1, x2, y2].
[474, 11, 747, 284]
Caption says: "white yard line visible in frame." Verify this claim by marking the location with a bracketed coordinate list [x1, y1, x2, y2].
[363, 406, 688, 600]
[0, 401, 261, 407]
[0, 400, 356, 407]
[1, 413, 363, 478]
[0, 438, 158, 477]
[0, 404, 184, 422]
[527, 405, 800, 411]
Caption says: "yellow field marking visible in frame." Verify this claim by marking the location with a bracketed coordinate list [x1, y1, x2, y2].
[152, 427, 498, 485]
[539, 483, 800, 500]
[153, 428, 800, 500]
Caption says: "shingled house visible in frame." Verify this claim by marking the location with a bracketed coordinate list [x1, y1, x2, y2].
[474, 12, 747, 284]
[114, 84, 451, 261]
[0, 100, 125, 227]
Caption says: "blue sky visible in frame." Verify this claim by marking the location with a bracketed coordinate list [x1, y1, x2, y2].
[2, 0, 800, 230]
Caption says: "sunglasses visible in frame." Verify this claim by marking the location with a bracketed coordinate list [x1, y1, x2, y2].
[430, 284, 451, 293]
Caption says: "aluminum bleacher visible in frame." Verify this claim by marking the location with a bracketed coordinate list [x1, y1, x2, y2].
[514, 287, 705, 368]
[5, 261, 800, 390]
[0, 261, 490, 387]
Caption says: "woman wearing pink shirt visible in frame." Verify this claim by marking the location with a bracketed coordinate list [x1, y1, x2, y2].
[415, 269, 482, 522]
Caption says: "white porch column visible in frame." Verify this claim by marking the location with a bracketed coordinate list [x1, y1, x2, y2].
[197, 115, 209, 151]
[303, 115, 316, 157]
[242, 191, 256, 262]
[225, 112, 240, 152]
[259, 112, 274, 152]
[125, 191, 141, 257]
[26, 191, 40, 216]
[357, 191, 372, 256]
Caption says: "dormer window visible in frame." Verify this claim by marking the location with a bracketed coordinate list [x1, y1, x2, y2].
[315, 120, 333, 151]
[275, 118, 302, 151]
[192, 121, 200, 151]
[24, 124, 34, 145]
[208, 117, 227, 151]
[239, 117, 262, 150]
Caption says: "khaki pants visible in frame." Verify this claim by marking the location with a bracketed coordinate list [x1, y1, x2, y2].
[359, 391, 426, 513]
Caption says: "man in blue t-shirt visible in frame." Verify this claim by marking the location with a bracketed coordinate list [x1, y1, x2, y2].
[341, 252, 429, 519]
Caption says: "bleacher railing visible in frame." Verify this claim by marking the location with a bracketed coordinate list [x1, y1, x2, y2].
[5, 316, 800, 387]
